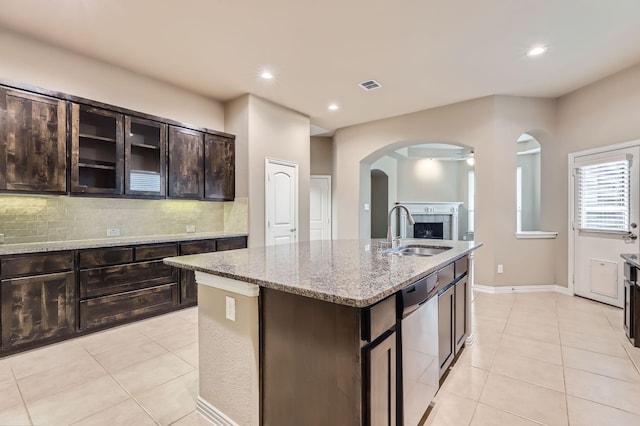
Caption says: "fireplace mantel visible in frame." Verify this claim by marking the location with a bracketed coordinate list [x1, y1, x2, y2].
[397, 201, 464, 240]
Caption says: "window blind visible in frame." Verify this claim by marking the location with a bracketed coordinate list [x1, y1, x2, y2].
[576, 158, 630, 232]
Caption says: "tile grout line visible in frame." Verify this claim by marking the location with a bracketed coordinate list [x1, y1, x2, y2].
[9, 363, 35, 426]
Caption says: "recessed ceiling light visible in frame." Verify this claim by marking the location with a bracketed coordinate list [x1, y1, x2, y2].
[527, 45, 547, 57]
[260, 71, 274, 79]
[328, 104, 339, 111]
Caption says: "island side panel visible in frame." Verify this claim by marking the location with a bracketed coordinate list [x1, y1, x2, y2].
[261, 287, 363, 426]
[198, 284, 260, 425]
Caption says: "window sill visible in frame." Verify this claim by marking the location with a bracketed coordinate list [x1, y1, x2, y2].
[515, 231, 558, 239]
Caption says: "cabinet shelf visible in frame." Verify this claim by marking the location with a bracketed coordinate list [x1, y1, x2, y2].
[79, 133, 117, 143]
[131, 142, 160, 150]
[79, 159, 116, 170]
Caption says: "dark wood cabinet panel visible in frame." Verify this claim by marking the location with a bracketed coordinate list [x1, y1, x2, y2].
[78, 247, 134, 268]
[0, 251, 74, 278]
[1, 272, 75, 349]
[135, 243, 178, 261]
[125, 116, 167, 196]
[454, 278, 467, 352]
[438, 285, 455, 375]
[204, 134, 235, 201]
[168, 126, 204, 199]
[79, 260, 177, 299]
[79, 283, 178, 330]
[261, 288, 362, 426]
[366, 332, 397, 426]
[70, 104, 124, 195]
[179, 239, 217, 255]
[215, 236, 247, 252]
[0, 87, 67, 193]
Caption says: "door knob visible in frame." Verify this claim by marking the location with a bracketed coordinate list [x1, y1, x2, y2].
[623, 232, 638, 241]
[290, 228, 296, 232]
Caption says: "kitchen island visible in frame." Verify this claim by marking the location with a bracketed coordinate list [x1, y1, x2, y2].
[164, 238, 481, 426]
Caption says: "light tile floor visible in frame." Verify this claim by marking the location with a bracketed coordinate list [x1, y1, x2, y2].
[427, 291, 640, 426]
[0, 292, 639, 425]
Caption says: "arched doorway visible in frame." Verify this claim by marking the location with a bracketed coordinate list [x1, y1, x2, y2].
[371, 169, 389, 238]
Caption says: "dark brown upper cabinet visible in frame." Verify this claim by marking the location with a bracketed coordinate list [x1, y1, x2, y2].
[168, 126, 204, 199]
[71, 104, 124, 195]
[205, 134, 235, 201]
[125, 116, 167, 197]
[0, 87, 67, 193]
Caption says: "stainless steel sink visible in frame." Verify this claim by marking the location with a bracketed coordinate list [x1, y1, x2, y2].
[383, 244, 452, 257]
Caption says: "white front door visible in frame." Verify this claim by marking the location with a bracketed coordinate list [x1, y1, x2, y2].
[265, 158, 298, 246]
[310, 175, 331, 240]
[570, 144, 640, 307]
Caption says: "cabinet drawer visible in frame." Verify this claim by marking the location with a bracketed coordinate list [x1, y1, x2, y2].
[135, 243, 178, 261]
[1, 251, 74, 278]
[80, 260, 177, 299]
[79, 283, 178, 330]
[216, 236, 247, 252]
[363, 294, 396, 343]
[79, 247, 134, 268]
[438, 262, 455, 290]
[455, 256, 468, 279]
[180, 239, 217, 255]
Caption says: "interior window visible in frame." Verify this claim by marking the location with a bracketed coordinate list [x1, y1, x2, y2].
[517, 133, 541, 232]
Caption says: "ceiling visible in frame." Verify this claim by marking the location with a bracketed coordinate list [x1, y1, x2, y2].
[2, 1, 640, 134]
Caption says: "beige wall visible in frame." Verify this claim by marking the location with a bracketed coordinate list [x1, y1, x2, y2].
[0, 28, 225, 130]
[226, 95, 311, 247]
[335, 96, 558, 287]
[396, 158, 468, 202]
[310, 136, 333, 175]
[551, 62, 640, 288]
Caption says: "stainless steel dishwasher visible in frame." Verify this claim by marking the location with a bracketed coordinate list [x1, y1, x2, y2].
[399, 272, 439, 426]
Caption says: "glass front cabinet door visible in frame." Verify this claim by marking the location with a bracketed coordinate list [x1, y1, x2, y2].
[125, 117, 167, 197]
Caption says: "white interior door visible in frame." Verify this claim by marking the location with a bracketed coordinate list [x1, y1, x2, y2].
[571, 145, 640, 307]
[266, 158, 298, 246]
[310, 175, 331, 240]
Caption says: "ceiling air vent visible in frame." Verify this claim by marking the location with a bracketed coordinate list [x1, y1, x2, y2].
[358, 80, 382, 91]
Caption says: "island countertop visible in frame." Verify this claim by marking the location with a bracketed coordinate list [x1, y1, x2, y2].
[164, 238, 482, 307]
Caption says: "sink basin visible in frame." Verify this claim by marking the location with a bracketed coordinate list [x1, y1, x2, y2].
[383, 244, 452, 257]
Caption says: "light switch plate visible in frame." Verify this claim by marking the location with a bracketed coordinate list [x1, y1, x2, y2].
[364, 203, 370, 211]
[226, 296, 236, 321]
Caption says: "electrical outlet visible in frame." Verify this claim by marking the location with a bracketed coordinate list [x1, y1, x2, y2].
[0, 233, 4, 244]
[226, 296, 236, 321]
[364, 203, 370, 211]
[497, 264, 504, 274]
[106, 228, 120, 237]
[186, 225, 196, 233]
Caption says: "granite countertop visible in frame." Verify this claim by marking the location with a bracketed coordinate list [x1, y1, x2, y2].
[164, 239, 482, 308]
[0, 232, 248, 255]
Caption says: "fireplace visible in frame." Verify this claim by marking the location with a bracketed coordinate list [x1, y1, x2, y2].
[398, 201, 463, 241]
[414, 222, 444, 239]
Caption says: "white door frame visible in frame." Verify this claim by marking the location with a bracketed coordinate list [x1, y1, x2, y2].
[310, 175, 332, 240]
[265, 157, 299, 245]
[568, 139, 640, 296]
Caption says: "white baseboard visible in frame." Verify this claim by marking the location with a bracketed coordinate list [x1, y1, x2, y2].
[474, 284, 573, 295]
[197, 396, 239, 426]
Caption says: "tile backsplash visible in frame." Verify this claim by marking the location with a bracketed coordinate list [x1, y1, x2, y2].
[0, 195, 248, 244]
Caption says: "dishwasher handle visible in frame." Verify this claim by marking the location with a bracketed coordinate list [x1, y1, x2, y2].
[400, 272, 438, 317]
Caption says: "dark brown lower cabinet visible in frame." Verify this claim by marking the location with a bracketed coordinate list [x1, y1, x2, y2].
[438, 284, 455, 376]
[261, 287, 397, 426]
[80, 284, 178, 330]
[78, 244, 179, 331]
[1, 272, 75, 349]
[366, 332, 397, 426]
